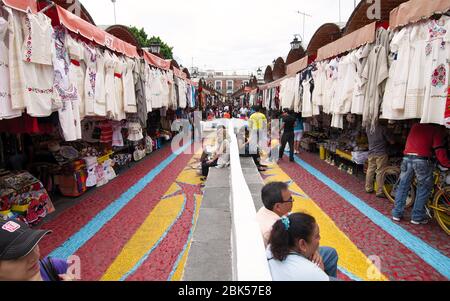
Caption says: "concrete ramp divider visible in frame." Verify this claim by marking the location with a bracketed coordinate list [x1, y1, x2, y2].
[183, 119, 271, 281]
[228, 119, 272, 281]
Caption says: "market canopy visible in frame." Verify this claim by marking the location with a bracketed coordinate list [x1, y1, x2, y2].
[173, 67, 186, 79]
[390, 0, 450, 29]
[316, 22, 376, 62]
[143, 51, 171, 70]
[307, 23, 342, 58]
[286, 56, 308, 76]
[55, 5, 139, 58]
[259, 74, 294, 90]
[2, 0, 37, 12]
[344, 0, 407, 35]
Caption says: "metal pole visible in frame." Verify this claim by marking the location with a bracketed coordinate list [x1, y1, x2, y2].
[112, 0, 117, 24]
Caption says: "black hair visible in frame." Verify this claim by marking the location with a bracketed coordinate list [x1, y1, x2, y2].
[261, 182, 288, 210]
[269, 213, 316, 261]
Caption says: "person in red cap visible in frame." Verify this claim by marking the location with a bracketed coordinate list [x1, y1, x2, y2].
[0, 220, 75, 281]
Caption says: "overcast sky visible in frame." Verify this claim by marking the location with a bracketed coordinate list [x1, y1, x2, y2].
[81, 0, 359, 74]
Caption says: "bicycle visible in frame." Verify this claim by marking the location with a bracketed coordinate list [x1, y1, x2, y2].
[381, 164, 450, 235]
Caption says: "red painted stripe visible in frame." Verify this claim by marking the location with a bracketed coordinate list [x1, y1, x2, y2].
[298, 152, 450, 257]
[277, 156, 447, 281]
[127, 183, 201, 281]
[72, 154, 194, 281]
[39, 146, 174, 257]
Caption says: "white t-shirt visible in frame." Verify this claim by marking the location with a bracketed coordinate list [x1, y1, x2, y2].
[267, 249, 330, 281]
[239, 107, 248, 115]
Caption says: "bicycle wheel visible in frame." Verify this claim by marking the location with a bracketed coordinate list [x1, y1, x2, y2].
[432, 187, 450, 235]
[381, 166, 415, 208]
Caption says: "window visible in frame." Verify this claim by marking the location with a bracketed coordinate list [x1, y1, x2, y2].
[227, 80, 234, 92]
[215, 80, 222, 91]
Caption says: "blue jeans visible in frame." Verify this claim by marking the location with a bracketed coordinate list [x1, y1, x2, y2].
[319, 246, 338, 278]
[392, 157, 434, 221]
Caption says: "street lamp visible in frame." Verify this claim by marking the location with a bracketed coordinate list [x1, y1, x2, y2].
[257, 67, 262, 77]
[290, 36, 302, 50]
[149, 42, 161, 55]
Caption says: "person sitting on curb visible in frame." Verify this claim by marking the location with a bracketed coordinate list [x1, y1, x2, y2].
[201, 125, 230, 178]
[0, 220, 76, 281]
[267, 213, 338, 281]
[256, 182, 338, 278]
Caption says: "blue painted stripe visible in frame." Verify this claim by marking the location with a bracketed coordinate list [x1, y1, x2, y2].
[338, 266, 363, 282]
[291, 155, 450, 279]
[167, 194, 200, 281]
[49, 143, 191, 259]
[121, 194, 187, 281]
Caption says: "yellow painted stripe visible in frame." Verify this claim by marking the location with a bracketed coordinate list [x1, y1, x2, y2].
[101, 194, 186, 281]
[170, 194, 203, 281]
[263, 165, 388, 281]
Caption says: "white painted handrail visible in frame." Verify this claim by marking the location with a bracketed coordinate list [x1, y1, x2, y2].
[227, 119, 272, 281]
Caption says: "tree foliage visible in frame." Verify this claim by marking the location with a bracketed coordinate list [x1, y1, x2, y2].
[129, 26, 174, 60]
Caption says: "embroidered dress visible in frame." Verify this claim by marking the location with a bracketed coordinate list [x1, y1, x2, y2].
[421, 16, 450, 125]
[83, 43, 97, 117]
[104, 51, 117, 120]
[21, 12, 55, 117]
[0, 15, 21, 120]
[123, 58, 137, 113]
[67, 35, 86, 119]
[7, 7, 26, 110]
[94, 48, 106, 116]
[113, 54, 126, 121]
[52, 26, 81, 141]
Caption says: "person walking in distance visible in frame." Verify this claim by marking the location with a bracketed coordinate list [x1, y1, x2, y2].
[279, 109, 297, 162]
[365, 122, 395, 198]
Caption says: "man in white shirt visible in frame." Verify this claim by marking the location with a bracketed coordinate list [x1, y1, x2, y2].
[256, 182, 339, 278]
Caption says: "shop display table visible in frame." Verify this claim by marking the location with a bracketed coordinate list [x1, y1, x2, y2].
[0, 171, 55, 226]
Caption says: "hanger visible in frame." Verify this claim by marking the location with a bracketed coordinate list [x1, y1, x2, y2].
[40, 1, 55, 14]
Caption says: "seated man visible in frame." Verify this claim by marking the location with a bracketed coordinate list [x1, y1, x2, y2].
[201, 125, 230, 177]
[256, 182, 339, 278]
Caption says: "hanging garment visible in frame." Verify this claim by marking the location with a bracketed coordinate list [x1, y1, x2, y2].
[94, 48, 106, 116]
[351, 44, 372, 115]
[83, 43, 97, 117]
[123, 57, 137, 113]
[421, 16, 450, 125]
[323, 58, 338, 114]
[337, 51, 358, 114]
[104, 159, 116, 181]
[301, 77, 313, 118]
[127, 122, 143, 141]
[114, 54, 126, 121]
[144, 64, 153, 110]
[112, 122, 124, 147]
[134, 59, 148, 127]
[0, 15, 22, 120]
[20, 12, 55, 117]
[104, 51, 117, 120]
[362, 29, 389, 132]
[95, 163, 107, 187]
[7, 7, 26, 110]
[66, 34, 86, 119]
[84, 157, 97, 188]
[52, 26, 81, 141]
[404, 22, 428, 119]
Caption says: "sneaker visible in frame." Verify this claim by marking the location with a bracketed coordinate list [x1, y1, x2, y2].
[411, 219, 430, 225]
[392, 216, 401, 222]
